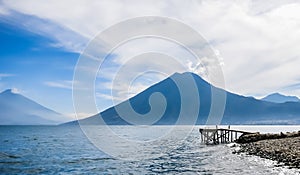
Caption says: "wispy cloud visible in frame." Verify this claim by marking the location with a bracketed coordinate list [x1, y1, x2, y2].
[2, 0, 300, 100]
[248, 0, 298, 15]
[283, 83, 300, 90]
[11, 87, 21, 94]
[64, 112, 96, 120]
[0, 73, 15, 78]
[0, 5, 9, 15]
[0, 73, 15, 81]
[44, 80, 89, 91]
[44, 80, 73, 90]
[0, 7, 88, 53]
[96, 92, 113, 100]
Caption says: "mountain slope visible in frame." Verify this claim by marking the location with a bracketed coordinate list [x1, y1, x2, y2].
[262, 93, 300, 103]
[66, 72, 300, 125]
[0, 89, 69, 125]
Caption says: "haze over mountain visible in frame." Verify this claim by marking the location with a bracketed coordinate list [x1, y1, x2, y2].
[261, 93, 300, 103]
[0, 89, 70, 125]
[66, 72, 300, 125]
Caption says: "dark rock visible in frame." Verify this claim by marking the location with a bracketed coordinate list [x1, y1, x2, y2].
[234, 131, 300, 169]
[236, 131, 300, 144]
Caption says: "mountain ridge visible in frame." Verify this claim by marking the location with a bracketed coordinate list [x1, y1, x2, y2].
[262, 93, 300, 103]
[65, 72, 300, 125]
[0, 89, 70, 125]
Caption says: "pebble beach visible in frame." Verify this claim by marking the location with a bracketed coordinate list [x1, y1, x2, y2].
[235, 131, 300, 169]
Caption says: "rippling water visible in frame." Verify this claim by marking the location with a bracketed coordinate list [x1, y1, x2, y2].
[0, 125, 299, 174]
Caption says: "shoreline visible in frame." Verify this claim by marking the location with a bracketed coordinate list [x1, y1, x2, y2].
[233, 131, 300, 169]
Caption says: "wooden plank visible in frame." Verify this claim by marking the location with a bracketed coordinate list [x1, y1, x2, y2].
[199, 127, 256, 145]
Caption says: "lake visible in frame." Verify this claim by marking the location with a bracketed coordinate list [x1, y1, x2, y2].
[0, 125, 299, 174]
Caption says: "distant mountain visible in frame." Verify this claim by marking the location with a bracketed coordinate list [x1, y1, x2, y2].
[261, 93, 300, 103]
[0, 89, 70, 125]
[65, 72, 300, 125]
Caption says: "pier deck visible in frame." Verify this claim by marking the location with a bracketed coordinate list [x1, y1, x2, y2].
[199, 127, 256, 145]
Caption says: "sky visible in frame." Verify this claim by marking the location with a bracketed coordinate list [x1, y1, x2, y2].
[1, 0, 300, 119]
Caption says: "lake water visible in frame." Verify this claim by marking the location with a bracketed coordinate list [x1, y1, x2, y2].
[0, 125, 299, 174]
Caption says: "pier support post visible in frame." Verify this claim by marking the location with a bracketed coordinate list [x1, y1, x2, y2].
[199, 127, 255, 145]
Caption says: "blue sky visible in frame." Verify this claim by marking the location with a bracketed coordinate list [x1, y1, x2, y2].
[0, 17, 79, 116]
[1, 0, 300, 119]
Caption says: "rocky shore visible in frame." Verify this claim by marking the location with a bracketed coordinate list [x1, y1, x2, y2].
[233, 131, 300, 169]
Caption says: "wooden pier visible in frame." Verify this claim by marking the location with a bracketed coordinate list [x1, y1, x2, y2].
[199, 126, 256, 145]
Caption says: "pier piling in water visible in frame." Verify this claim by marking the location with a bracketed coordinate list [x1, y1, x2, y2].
[199, 126, 255, 145]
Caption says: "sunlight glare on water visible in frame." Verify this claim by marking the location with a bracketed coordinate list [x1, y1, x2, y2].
[0, 125, 299, 174]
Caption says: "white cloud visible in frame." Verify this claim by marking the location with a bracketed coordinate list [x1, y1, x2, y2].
[92, 36, 223, 106]
[247, 0, 298, 15]
[2, 0, 300, 101]
[64, 112, 96, 120]
[44, 80, 73, 89]
[11, 87, 20, 94]
[0, 74, 15, 87]
[0, 73, 15, 78]
[0, 5, 88, 52]
[0, 5, 9, 15]
[96, 92, 112, 100]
